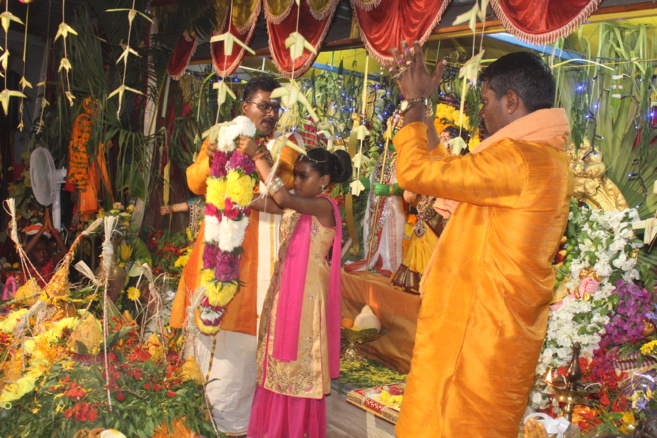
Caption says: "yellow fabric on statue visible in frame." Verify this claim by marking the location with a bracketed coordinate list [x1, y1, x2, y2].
[399, 224, 438, 273]
[394, 109, 573, 438]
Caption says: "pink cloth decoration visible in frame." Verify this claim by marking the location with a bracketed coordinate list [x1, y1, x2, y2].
[2, 276, 16, 300]
[272, 195, 342, 378]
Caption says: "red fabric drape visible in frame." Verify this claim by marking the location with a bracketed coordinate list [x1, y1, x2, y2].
[490, 0, 601, 45]
[211, 2, 261, 76]
[351, 0, 449, 66]
[268, 0, 338, 79]
[167, 32, 198, 80]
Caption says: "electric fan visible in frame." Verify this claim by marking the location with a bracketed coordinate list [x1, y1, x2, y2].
[30, 147, 67, 231]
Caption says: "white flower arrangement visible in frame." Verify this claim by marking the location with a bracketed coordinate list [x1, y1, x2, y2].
[530, 204, 643, 409]
[218, 216, 249, 252]
[215, 116, 258, 152]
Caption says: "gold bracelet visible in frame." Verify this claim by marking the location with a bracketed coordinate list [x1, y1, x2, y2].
[267, 177, 285, 197]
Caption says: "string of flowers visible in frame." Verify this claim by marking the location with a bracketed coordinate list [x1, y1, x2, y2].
[195, 116, 259, 335]
[530, 200, 643, 409]
[67, 98, 94, 190]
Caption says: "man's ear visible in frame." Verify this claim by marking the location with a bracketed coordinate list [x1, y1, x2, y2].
[505, 89, 519, 114]
[241, 100, 249, 114]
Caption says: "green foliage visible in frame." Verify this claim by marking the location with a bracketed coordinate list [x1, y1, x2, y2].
[337, 358, 407, 393]
[559, 21, 657, 271]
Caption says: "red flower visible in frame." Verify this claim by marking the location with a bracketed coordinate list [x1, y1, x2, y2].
[64, 402, 98, 422]
[143, 383, 151, 390]
[166, 391, 176, 398]
[153, 384, 162, 392]
[116, 391, 125, 401]
[64, 385, 87, 400]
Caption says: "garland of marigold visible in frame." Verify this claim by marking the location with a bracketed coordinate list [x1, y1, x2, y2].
[67, 98, 94, 190]
[195, 116, 258, 335]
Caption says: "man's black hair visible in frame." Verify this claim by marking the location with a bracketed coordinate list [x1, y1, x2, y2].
[242, 76, 281, 102]
[479, 51, 555, 113]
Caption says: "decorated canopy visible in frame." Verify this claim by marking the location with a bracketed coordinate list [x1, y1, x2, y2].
[167, 0, 603, 78]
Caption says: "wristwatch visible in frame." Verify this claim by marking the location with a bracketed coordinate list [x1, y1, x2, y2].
[399, 97, 431, 114]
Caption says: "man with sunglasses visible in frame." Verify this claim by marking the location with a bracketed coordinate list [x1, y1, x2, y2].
[170, 75, 302, 437]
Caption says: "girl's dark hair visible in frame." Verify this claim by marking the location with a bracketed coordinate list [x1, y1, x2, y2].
[298, 148, 352, 184]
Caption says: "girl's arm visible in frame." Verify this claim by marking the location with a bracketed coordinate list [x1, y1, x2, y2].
[251, 195, 284, 215]
[237, 136, 336, 227]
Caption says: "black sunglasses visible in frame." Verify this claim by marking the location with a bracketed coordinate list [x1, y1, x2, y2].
[245, 100, 282, 114]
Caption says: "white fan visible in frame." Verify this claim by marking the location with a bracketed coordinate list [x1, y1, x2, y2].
[30, 147, 67, 231]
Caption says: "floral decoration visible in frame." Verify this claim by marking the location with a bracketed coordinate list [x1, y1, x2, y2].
[0, 309, 214, 437]
[531, 200, 643, 409]
[67, 98, 95, 190]
[196, 116, 258, 335]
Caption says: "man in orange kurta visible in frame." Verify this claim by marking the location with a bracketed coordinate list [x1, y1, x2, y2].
[169, 76, 300, 436]
[391, 47, 573, 437]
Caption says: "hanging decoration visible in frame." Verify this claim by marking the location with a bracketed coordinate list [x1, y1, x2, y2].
[350, 0, 448, 65]
[196, 116, 259, 335]
[210, 0, 259, 77]
[53, 0, 76, 106]
[17, 1, 33, 130]
[0, 2, 26, 114]
[106, 1, 152, 116]
[267, 0, 338, 78]
[489, 0, 601, 45]
[167, 31, 198, 80]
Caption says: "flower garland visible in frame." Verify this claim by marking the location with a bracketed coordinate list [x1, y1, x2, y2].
[196, 116, 258, 335]
[530, 201, 643, 409]
[67, 98, 94, 190]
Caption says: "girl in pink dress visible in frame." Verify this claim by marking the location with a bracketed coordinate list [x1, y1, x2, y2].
[237, 139, 351, 438]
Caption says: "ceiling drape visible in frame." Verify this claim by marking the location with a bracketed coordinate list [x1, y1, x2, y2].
[211, 0, 261, 76]
[490, 0, 601, 45]
[167, 0, 603, 78]
[267, 0, 339, 78]
[350, 0, 449, 66]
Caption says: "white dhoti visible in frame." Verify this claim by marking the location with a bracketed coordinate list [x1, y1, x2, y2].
[190, 330, 257, 435]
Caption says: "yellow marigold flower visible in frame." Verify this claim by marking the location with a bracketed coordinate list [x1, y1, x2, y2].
[186, 227, 193, 241]
[201, 269, 214, 285]
[174, 252, 190, 268]
[206, 177, 226, 209]
[225, 171, 255, 207]
[126, 286, 141, 301]
[126, 204, 135, 212]
[468, 131, 480, 150]
[206, 282, 238, 307]
[620, 411, 636, 433]
[641, 340, 657, 355]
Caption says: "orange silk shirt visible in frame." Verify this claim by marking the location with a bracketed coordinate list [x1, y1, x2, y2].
[170, 136, 299, 335]
[394, 122, 573, 437]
